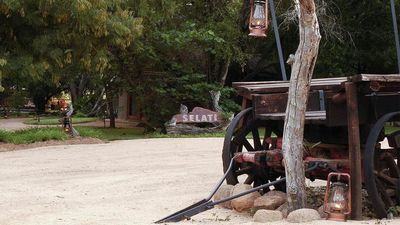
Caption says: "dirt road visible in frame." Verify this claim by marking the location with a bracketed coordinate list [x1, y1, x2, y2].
[0, 118, 36, 131]
[0, 117, 136, 132]
[0, 138, 397, 225]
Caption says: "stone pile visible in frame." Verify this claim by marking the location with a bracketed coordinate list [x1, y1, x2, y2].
[213, 183, 322, 223]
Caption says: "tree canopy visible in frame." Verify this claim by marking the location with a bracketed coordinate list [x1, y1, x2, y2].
[0, 0, 400, 123]
[0, 0, 142, 112]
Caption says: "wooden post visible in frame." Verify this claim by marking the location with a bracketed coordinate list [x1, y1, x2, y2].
[345, 82, 362, 220]
[282, 0, 321, 212]
[241, 97, 251, 110]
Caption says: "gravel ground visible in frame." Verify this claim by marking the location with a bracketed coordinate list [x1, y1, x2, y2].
[0, 138, 399, 225]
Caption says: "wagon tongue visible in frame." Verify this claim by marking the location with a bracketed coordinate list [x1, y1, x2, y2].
[154, 199, 213, 223]
[155, 157, 240, 223]
[155, 156, 320, 223]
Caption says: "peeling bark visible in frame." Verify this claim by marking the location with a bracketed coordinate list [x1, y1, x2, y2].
[283, 0, 321, 212]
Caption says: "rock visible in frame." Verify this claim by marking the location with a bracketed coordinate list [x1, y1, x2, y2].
[264, 190, 286, 199]
[231, 183, 261, 212]
[213, 184, 234, 209]
[179, 104, 188, 114]
[253, 209, 283, 222]
[253, 190, 286, 210]
[287, 208, 321, 223]
[317, 205, 328, 219]
[165, 124, 222, 135]
[306, 186, 325, 209]
[277, 202, 288, 218]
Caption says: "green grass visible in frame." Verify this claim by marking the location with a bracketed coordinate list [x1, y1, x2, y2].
[147, 131, 225, 138]
[0, 128, 68, 144]
[75, 127, 146, 141]
[24, 116, 97, 125]
[3, 124, 399, 146]
[385, 126, 400, 135]
[0, 126, 226, 145]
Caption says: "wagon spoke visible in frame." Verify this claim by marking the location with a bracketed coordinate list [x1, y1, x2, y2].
[262, 126, 272, 149]
[375, 170, 398, 186]
[376, 178, 394, 207]
[382, 153, 400, 178]
[232, 133, 247, 148]
[233, 120, 254, 140]
[242, 139, 255, 152]
[235, 166, 253, 176]
[385, 188, 396, 197]
[252, 128, 262, 150]
[244, 174, 255, 184]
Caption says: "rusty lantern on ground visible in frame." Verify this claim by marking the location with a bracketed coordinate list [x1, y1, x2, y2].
[323, 172, 351, 222]
[248, 0, 268, 37]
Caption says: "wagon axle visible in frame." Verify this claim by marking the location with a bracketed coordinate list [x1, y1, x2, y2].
[234, 150, 350, 180]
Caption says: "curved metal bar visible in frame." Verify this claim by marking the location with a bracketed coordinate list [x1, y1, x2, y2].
[206, 156, 237, 200]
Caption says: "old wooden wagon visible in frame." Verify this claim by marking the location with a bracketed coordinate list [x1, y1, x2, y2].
[223, 74, 400, 219]
[156, 74, 400, 223]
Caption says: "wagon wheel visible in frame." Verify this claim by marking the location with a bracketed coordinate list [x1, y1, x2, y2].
[222, 107, 285, 191]
[364, 111, 400, 218]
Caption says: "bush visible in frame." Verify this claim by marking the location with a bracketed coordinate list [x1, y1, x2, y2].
[220, 88, 240, 113]
[129, 72, 240, 127]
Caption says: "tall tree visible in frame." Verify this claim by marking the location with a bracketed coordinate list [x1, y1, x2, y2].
[118, 0, 245, 126]
[282, 0, 321, 212]
[0, 0, 143, 112]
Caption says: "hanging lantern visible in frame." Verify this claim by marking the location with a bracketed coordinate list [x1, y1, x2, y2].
[323, 173, 351, 221]
[249, 0, 268, 37]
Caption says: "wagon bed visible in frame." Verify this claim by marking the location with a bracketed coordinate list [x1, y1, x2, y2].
[233, 74, 400, 123]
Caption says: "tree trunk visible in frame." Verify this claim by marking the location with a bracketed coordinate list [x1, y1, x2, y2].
[87, 88, 105, 116]
[106, 90, 116, 128]
[108, 100, 115, 128]
[219, 59, 230, 86]
[69, 74, 87, 105]
[70, 83, 78, 105]
[283, 0, 321, 212]
[33, 96, 47, 114]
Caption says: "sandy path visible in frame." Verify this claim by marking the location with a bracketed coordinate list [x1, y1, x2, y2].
[0, 118, 37, 131]
[0, 138, 398, 225]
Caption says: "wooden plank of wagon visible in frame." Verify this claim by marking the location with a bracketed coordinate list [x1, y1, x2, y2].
[351, 74, 400, 82]
[256, 110, 326, 121]
[233, 77, 347, 96]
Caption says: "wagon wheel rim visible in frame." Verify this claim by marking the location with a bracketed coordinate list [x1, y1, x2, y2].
[364, 111, 400, 218]
[222, 108, 284, 190]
